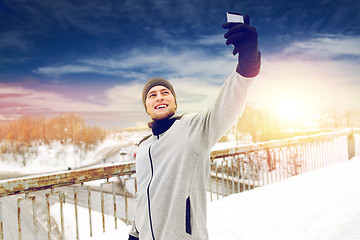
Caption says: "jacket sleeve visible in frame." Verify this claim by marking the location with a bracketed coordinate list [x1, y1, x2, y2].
[182, 69, 256, 153]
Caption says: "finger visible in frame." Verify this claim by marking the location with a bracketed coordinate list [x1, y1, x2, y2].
[224, 24, 246, 39]
[224, 23, 256, 39]
[244, 14, 250, 25]
[229, 37, 248, 52]
[226, 33, 248, 46]
[226, 32, 244, 45]
[232, 42, 249, 55]
[222, 22, 240, 29]
[225, 31, 255, 45]
[233, 40, 254, 54]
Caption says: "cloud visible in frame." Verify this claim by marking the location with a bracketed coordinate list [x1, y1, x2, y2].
[282, 35, 360, 59]
[105, 83, 144, 112]
[272, 34, 360, 85]
[249, 34, 360, 125]
[194, 34, 225, 46]
[0, 114, 16, 121]
[35, 65, 95, 77]
[34, 38, 236, 83]
[0, 31, 30, 50]
[0, 83, 103, 113]
[0, 82, 150, 128]
[170, 77, 222, 113]
[0, 93, 31, 98]
[1, 0, 213, 41]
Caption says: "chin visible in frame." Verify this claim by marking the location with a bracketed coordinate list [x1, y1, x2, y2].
[152, 111, 175, 121]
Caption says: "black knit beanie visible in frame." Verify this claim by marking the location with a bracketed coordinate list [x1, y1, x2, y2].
[142, 77, 177, 111]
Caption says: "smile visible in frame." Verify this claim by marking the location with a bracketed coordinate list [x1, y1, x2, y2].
[155, 104, 168, 109]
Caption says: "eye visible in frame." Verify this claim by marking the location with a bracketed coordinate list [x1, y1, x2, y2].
[148, 93, 156, 99]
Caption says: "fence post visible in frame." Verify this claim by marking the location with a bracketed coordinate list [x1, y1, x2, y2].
[0, 201, 3, 240]
[347, 131, 355, 160]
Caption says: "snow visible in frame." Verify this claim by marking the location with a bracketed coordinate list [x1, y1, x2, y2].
[211, 141, 239, 151]
[51, 202, 130, 240]
[77, 157, 360, 240]
[208, 156, 360, 240]
[0, 131, 144, 176]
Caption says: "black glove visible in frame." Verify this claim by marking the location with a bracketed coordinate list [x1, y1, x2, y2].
[222, 14, 261, 78]
[128, 235, 139, 240]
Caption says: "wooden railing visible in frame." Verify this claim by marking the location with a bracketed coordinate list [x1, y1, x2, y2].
[0, 163, 136, 240]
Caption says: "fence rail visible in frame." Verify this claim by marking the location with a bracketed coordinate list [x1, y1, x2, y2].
[0, 163, 136, 240]
[208, 129, 359, 200]
[0, 129, 359, 239]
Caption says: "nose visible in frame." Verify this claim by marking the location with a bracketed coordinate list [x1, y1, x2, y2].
[155, 93, 164, 101]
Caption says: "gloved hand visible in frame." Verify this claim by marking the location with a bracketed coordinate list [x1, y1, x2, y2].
[222, 14, 261, 78]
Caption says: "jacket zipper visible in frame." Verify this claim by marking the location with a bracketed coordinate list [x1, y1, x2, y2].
[147, 146, 156, 240]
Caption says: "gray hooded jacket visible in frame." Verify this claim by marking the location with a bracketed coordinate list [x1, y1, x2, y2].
[131, 70, 256, 239]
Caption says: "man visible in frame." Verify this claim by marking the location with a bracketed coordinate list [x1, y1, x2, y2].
[129, 14, 260, 240]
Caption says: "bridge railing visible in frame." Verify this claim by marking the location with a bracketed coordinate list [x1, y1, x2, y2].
[0, 129, 359, 239]
[0, 162, 136, 240]
[208, 129, 360, 200]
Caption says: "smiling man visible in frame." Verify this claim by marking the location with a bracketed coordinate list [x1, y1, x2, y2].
[143, 78, 177, 121]
[129, 14, 261, 240]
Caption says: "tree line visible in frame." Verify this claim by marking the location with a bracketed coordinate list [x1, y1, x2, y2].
[0, 114, 106, 147]
[232, 106, 360, 143]
[1, 107, 358, 147]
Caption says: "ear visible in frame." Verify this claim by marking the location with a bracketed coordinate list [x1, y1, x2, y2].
[145, 99, 150, 115]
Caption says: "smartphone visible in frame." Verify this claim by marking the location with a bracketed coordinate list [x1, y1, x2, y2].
[226, 11, 244, 23]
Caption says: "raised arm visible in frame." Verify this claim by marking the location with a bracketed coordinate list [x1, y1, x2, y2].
[182, 14, 261, 152]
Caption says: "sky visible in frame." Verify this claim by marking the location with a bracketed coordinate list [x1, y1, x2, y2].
[0, 0, 359, 128]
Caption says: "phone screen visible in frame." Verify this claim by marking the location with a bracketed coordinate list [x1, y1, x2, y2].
[226, 11, 244, 23]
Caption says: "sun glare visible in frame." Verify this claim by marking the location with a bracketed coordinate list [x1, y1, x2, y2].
[273, 96, 304, 124]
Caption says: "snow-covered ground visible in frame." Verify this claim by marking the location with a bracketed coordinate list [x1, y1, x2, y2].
[208, 156, 360, 240]
[51, 202, 130, 240]
[0, 130, 148, 177]
[74, 157, 360, 239]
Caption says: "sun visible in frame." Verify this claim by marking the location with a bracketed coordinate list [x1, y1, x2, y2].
[273, 95, 304, 124]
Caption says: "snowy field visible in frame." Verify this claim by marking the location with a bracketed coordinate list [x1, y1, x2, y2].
[208, 156, 360, 240]
[80, 157, 360, 239]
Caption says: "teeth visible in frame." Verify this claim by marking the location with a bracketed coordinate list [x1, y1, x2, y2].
[156, 104, 167, 109]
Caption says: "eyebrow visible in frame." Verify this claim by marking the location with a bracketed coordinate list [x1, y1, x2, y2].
[147, 87, 169, 97]
[147, 90, 156, 96]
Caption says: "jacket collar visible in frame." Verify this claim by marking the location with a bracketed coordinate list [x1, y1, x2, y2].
[148, 114, 182, 136]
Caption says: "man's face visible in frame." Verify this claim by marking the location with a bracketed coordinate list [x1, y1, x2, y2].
[145, 85, 176, 120]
